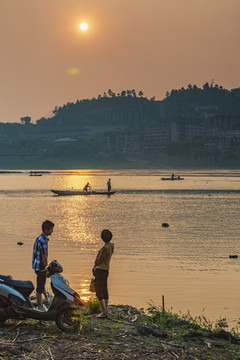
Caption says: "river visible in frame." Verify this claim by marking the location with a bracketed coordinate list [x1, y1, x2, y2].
[1, 169, 240, 328]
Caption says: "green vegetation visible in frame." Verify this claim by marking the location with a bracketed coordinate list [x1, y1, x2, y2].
[111, 322, 121, 330]
[86, 297, 101, 314]
[147, 302, 222, 333]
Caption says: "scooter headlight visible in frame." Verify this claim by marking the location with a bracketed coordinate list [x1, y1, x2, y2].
[44, 260, 63, 276]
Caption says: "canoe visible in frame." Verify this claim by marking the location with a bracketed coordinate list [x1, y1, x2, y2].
[161, 177, 184, 180]
[51, 190, 116, 196]
[29, 171, 42, 176]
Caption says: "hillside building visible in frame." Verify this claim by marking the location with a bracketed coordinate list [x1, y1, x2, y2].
[171, 118, 204, 142]
[105, 129, 139, 154]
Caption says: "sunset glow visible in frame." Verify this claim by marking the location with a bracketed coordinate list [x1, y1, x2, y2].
[1, 0, 240, 124]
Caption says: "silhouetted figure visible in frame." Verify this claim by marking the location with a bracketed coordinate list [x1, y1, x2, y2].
[107, 179, 111, 192]
[83, 182, 90, 192]
[171, 173, 174, 180]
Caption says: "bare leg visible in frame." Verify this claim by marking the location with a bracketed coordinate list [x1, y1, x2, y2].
[105, 299, 108, 313]
[36, 292, 42, 307]
[43, 286, 47, 298]
[99, 299, 107, 314]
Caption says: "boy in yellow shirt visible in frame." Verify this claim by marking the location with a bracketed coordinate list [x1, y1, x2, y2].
[93, 229, 114, 318]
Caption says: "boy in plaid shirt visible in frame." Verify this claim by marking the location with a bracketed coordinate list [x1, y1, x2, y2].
[32, 220, 54, 309]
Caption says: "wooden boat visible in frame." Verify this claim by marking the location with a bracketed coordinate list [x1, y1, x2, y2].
[51, 190, 116, 196]
[161, 177, 184, 181]
[29, 171, 42, 176]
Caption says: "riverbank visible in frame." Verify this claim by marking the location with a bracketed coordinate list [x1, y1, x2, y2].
[1, 305, 240, 359]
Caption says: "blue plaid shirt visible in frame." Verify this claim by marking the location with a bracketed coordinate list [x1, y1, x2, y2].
[32, 233, 49, 271]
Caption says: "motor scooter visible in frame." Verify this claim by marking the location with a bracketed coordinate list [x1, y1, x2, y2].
[0, 260, 84, 331]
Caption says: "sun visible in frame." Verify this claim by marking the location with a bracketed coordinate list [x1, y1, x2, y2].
[80, 22, 88, 31]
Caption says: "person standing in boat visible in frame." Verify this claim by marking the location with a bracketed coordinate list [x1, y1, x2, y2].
[92, 229, 114, 318]
[107, 178, 111, 192]
[83, 182, 90, 192]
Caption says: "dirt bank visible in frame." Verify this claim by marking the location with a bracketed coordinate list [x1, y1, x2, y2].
[0, 305, 240, 359]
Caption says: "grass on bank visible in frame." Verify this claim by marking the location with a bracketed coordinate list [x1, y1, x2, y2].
[84, 297, 240, 337]
[86, 297, 101, 314]
[146, 301, 240, 337]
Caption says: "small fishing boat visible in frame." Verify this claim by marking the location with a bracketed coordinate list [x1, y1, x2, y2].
[161, 177, 184, 181]
[51, 190, 116, 196]
[29, 171, 42, 176]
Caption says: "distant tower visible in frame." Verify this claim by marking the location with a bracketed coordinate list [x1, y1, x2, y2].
[20, 116, 31, 125]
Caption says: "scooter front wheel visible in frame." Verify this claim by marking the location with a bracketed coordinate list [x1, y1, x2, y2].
[56, 307, 80, 332]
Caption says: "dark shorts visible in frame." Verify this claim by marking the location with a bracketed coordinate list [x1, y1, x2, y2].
[35, 270, 46, 294]
[95, 269, 109, 301]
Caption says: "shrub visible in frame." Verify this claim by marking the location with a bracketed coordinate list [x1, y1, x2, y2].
[86, 297, 101, 314]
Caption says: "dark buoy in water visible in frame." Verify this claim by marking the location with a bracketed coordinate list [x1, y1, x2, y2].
[229, 255, 238, 259]
[162, 223, 169, 228]
[17, 242, 24, 246]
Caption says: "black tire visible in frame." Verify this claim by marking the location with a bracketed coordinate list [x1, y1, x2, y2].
[56, 307, 80, 332]
[0, 317, 6, 325]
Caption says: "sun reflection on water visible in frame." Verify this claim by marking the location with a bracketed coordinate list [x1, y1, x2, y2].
[58, 169, 106, 191]
[54, 198, 97, 244]
[62, 175, 92, 191]
[77, 280, 94, 303]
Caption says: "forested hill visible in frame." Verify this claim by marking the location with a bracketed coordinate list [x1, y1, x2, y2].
[36, 90, 150, 127]
[35, 84, 240, 127]
[164, 82, 240, 117]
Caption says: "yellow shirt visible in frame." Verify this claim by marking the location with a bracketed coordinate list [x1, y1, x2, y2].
[94, 242, 114, 270]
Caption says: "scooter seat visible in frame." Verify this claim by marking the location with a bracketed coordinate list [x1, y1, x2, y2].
[0, 275, 34, 298]
[0, 275, 33, 289]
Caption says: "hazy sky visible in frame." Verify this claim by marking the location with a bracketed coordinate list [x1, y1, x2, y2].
[1, 0, 240, 123]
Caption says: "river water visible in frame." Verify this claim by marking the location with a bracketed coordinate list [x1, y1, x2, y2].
[1, 169, 240, 328]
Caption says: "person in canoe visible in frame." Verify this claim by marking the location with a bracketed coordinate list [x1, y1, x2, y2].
[83, 182, 91, 192]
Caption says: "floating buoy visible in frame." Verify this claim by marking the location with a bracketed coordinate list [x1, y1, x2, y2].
[229, 255, 238, 259]
[162, 223, 169, 228]
[17, 242, 24, 246]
